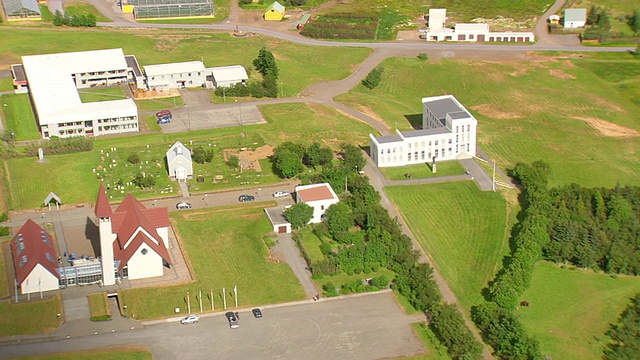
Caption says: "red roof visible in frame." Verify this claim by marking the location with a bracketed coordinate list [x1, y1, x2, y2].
[297, 184, 336, 202]
[10, 219, 59, 285]
[95, 184, 113, 218]
[107, 194, 171, 270]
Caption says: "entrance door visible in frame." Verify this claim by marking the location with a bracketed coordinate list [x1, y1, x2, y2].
[477, 35, 485, 42]
[177, 168, 186, 180]
[278, 226, 287, 233]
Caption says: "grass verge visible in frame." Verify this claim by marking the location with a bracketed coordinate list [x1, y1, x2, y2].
[0, 295, 62, 336]
[0, 94, 40, 141]
[380, 160, 466, 180]
[63, 2, 111, 22]
[11, 346, 153, 360]
[88, 292, 111, 321]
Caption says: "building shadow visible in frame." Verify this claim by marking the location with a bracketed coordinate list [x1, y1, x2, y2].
[404, 114, 422, 130]
[84, 217, 101, 257]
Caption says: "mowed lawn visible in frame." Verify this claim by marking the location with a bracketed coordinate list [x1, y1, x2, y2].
[337, 56, 640, 188]
[518, 262, 640, 360]
[63, 2, 111, 22]
[11, 346, 153, 360]
[0, 295, 62, 336]
[385, 182, 508, 310]
[0, 28, 371, 97]
[119, 206, 305, 320]
[78, 86, 127, 102]
[0, 94, 40, 141]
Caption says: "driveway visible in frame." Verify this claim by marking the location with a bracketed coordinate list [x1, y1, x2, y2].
[271, 233, 318, 298]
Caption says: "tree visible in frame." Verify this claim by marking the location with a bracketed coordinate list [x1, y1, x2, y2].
[628, 9, 640, 33]
[324, 202, 353, 236]
[263, 74, 279, 98]
[127, 152, 140, 164]
[606, 294, 640, 359]
[598, 9, 611, 31]
[275, 149, 304, 178]
[253, 47, 279, 79]
[304, 142, 333, 168]
[227, 155, 240, 169]
[192, 146, 214, 164]
[284, 202, 314, 229]
[53, 10, 66, 26]
[430, 304, 483, 359]
[587, 4, 599, 25]
[132, 172, 156, 189]
[341, 143, 366, 172]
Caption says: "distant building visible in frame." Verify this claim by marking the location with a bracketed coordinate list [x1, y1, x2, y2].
[95, 185, 172, 286]
[10, 219, 60, 295]
[122, 0, 214, 19]
[369, 95, 477, 168]
[144, 61, 207, 91]
[166, 141, 193, 181]
[265, 1, 285, 21]
[209, 65, 249, 88]
[564, 8, 587, 28]
[295, 183, 339, 224]
[421, 9, 534, 42]
[3, 0, 41, 21]
[19, 49, 139, 139]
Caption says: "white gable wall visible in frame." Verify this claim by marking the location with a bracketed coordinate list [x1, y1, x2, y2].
[305, 198, 339, 223]
[127, 245, 164, 280]
[21, 264, 59, 294]
[156, 226, 169, 248]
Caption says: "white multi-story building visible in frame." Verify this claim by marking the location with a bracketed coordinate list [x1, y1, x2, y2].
[369, 95, 477, 167]
[20, 49, 139, 139]
[144, 61, 207, 90]
[295, 183, 339, 224]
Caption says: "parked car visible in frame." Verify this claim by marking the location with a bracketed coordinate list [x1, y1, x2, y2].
[225, 311, 239, 329]
[180, 314, 199, 324]
[157, 116, 171, 124]
[176, 202, 192, 210]
[272, 191, 289, 198]
[252, 308, 262, 318]
[156, 110, 172, 118]
[238, 194, 255, 202]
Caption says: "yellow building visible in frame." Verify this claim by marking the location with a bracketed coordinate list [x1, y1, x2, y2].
[264, 1, 285, 21]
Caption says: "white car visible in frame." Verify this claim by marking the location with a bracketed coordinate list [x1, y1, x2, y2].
[180, 314, 199, 324]
[272, 191, 289, 198]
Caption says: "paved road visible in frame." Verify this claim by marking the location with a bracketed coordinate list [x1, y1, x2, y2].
[0, 291, 426, 360]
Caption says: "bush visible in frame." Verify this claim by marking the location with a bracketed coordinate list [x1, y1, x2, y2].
[227, 155, 240, 169]
[361, 66, 384, 90]
[0, 227, 10, 236]
[127, 152, 140, 164]
[417, 53, 429, 60]
[323, 282, 338, 296]
[0, 213, 8, 222]
[25, 136, 93, 156]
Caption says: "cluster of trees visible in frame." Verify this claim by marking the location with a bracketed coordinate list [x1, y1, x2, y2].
[583, 5, 612, 41]
[53, 10, 97, 27]
[301, 14, 378, 39]
[471, 161, 550, 359]
[287, 144, 482, 358]
[25, 136, 94, 156]
[253, 47, 279, 98]
[322, 275, 389, 296]
[605, 293, 640, 359]
[543, 185, 640, 274]
[132, 172, 156, 189]
[192, 146, 214, 164]
[361, 66, 384, 90]
[270, 141, 348, 180]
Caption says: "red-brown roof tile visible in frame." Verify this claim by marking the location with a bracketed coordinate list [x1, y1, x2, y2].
[297, 184, 336, 202]
[10, 219, 59, 285]
[94, 184, 113, 218]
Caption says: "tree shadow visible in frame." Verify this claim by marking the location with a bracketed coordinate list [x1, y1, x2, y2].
[404, 114, 422, 130]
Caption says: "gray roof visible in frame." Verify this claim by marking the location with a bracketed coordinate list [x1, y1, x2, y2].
[564, 8, 586, 22]
[3, 0, 40, 16]
[424, 98, 470, 122]
[125, 55, 142, 77]
[44, 192, 62, 206]
[166, 141, 192, 164]
[375, 135, 402, 144]
[400, 127, 450, 137]
[11, 64, 26, 82]
[264, 207, 289, 226]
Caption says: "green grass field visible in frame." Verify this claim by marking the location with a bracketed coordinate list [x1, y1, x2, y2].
[0, 78, 14, 92]
[518, 262, 640, 360]
[386, 182, 509, 310]
[0, 28, 370, 98]
[0, 239, 10, 299]
[12, 346, 152, 360]
[408, 323, 452, 360]
[298, 228, 325, 263]
[78, 86, 127, 103]
[338, 56, 640, 188]
[119, 205, 305, 320]
[0, 94, 40, 141]
[88, 292, 110, 320]
[63, 2, 111, 22]
[379, 160, 466, 180]
[0, 295, 62, 336]
[135, 96, 183, 111]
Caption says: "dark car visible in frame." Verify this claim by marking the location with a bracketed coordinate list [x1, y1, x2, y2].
[157, 116, 171, 124]
[252, 308, 262, 318]
[156, 110, 172, 118]
[225, 311, 239, 329]
[238, 194, 255, 202]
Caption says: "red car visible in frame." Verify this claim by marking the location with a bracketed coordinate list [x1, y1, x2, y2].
[156, 110, 172, 118]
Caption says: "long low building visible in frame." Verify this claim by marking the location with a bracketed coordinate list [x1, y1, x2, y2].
[369, 95, 477, 167]
[20, 49, 139, 139]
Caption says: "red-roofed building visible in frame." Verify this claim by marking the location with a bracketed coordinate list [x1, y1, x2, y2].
[10, 219, 60, 294]
[295, 183, 339, 223]
[95, 184, 171, 286]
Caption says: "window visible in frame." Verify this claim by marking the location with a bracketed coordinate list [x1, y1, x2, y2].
[46, 253, 55, 264]
[19, 255, 28, 268]
[380, 150, 384, 155]
[448, 139, 452, 144]
[415, 151, 418, 160]
[435, 140, 439, 146]
[456, 135, 459, 142]
[467, 125, 470, 131]
[387, 149, 391, 154]
[456, 126, 459, 132]
[435, 149, 439, 158]
[321, 205, 325, 210]
[141, 248, 148, 255]
[469, 34, 475, 40]
[428, 141, 432, 146]
[421, 151, 425, 160]
[467, 144, 470, 152]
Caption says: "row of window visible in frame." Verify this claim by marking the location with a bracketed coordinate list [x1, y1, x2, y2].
[150, 72, 202, 81]
[378, 143, 471, 163]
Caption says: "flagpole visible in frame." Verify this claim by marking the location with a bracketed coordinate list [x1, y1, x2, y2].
[187, 291, 191, 314]
[199, 290, 203, 313]
[210, 289, 214, 311]
[223, 287, 227, 309]
[234, 285, 238, 308]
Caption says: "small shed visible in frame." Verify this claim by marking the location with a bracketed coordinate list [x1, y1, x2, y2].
[265, 1, 285, 21]
[264, 207, 291, 234]
[548, 14, 560, 24]
[43, 192, 62, 210]
[208, 65, 249, 88]
[2, 0, 41, 21]
[297, 14, 312, 30]
[564, 8, 587, 28]
[166, 141, 193, 181]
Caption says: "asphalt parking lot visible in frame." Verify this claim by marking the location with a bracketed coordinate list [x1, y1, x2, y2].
[146, 291, 426, 360]
[160, 104, 267, 133]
